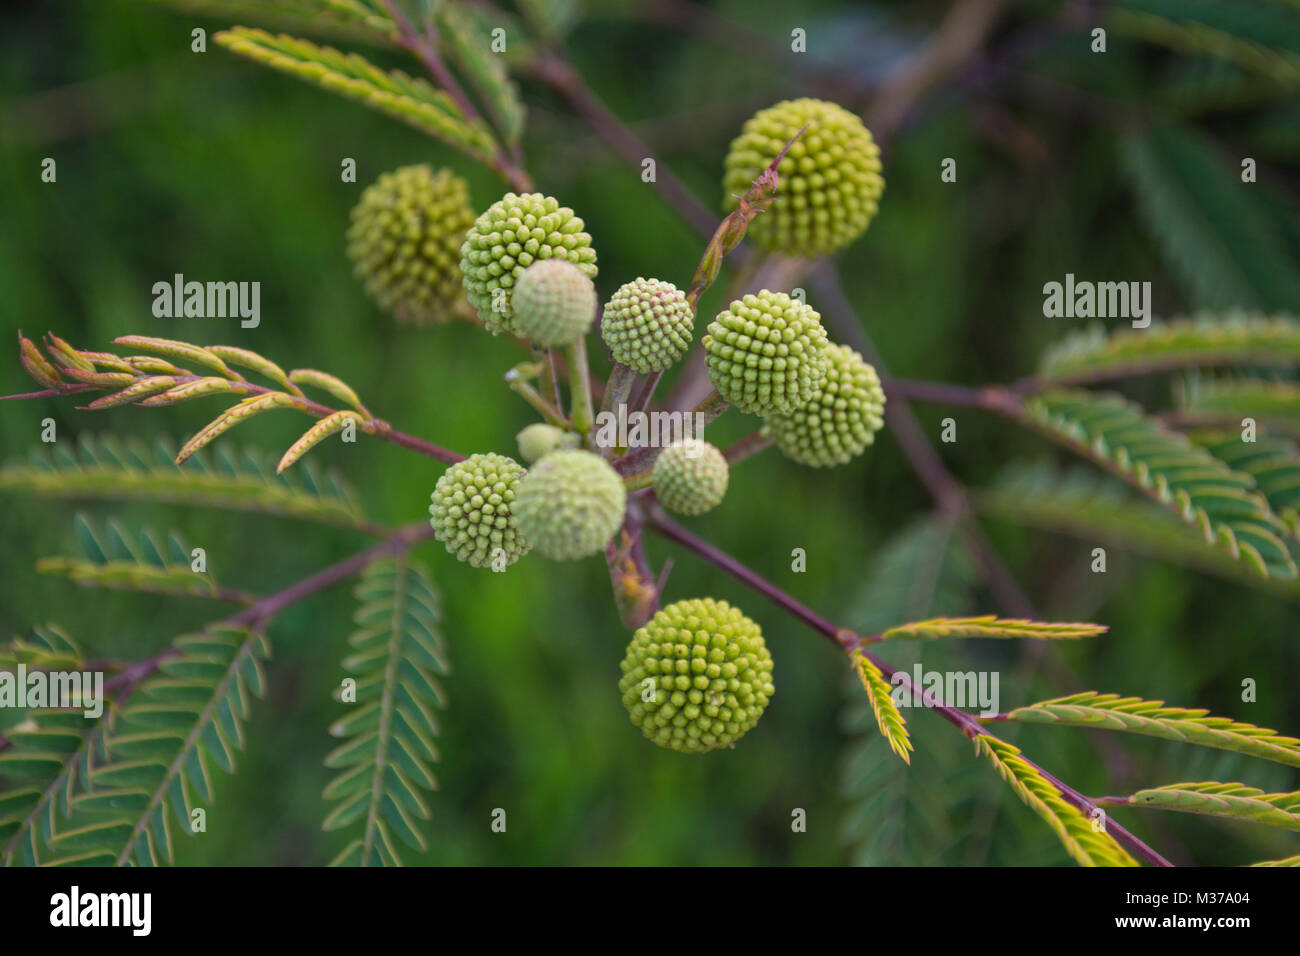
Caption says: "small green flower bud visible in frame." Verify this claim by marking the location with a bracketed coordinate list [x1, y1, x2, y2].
[516, 422, 578, 464]
[347, 165, 476, 324]
[514, 449, 625, 561]
[702, 290, 828, 415]
[652, 439, 729, 516]
[512, 260, 597, 346]
[459, 192, 598, 335]
[763, 344, 886, 467]
[619, 598, 774, 754]
[429, 453, 530, 569]
[601, 277, 695, 373]
[724, 98, 884, 257]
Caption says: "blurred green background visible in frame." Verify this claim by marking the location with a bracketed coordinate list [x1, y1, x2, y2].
[2, 0, 1299, 865]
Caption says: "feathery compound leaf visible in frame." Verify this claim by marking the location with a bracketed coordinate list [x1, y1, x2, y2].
[433, 1, 526, 144]
[1120, 123, 1300, 312]
[278, 412, 366, 474]
[1111, 781, 1300, 831]
[1037, 312, 1300, 385]
[0, 434, 370, 532]
[28, 626, 272, 867]
[0, 624, 83, 674]
[324, 557, 449, 866]
[1191, 430, 1300, 538]
[880, 615, 1107, 642]
[287, 368, 371, 416]
[1112, 0, 1300, 88]
[176, 393, 305, 465]
[1022, 390, 1297, 579]
[141, 0, 400, 46]
[975, 463, 1300, 599]
[112, 336, 233, 378]
[1006, 692, 1300, 769]
[35, 515, 238, 603]
[849, 653, 911, 764]
[1177, 376, 1300, 439]
[973, 735, 1138, 867]
[215, 28, 498, 164]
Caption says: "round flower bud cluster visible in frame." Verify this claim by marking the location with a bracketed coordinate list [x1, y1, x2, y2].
[601, 278, 695, 373]
[428, 453, 529, 569]
[511, 260, 597, 346]
[515, 423, 578, 464]
[702, 290, 828, 415]
[459, 192, 598, 335]
[619, 598, 774, 754]
[723, 98, 884, 257]
[652, 439, 729, 516]
[347, 165, 475, 324]
[514, 450, 626, 561]
[763, 344, 886, 467]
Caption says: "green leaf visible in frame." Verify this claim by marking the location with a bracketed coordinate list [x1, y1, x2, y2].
[324, 557, 449, 866]
[1112, 0, 1300, 88]
[1176, 376, 1300, 439]
[36, 516, 233, 602]
[880, 615, 1107, 642]
[1022, 390, 1297, 579]
[0, 624, 84, 674]
[0, 434, 371, 532]
[1191, 430, 1300, 537]
[1005, 692, 1300, 769]
[1114, 781, 1300, 831]
[433, 0, 525, 144]
[1119, 123, 1300, 312]
[848, 653, 911, 764]
[215, 27, 498, 165]
[1037, 312, 1300, 385]
[142, 0, 400, 46]
[973, 735, 1138, 867]
[975, 462, 1300, 598]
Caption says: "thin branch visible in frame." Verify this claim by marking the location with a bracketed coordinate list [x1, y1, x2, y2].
[643, 507, 1171, 868]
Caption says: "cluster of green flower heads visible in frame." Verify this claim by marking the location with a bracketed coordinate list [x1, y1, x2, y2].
[723, 98, 884, 256]
[512, 259, 597, 346]
[619, 598, 774, 754]
[347, 165, 475, 324]
[459, 192, 598, 335]
[601, 277, 695, 373]
[703, 290, 829, 415]
[763, 344, 886, 467]
[429, 453, 530, 569]
[652, 439, 729, 516]
[514, 449, 626, 561]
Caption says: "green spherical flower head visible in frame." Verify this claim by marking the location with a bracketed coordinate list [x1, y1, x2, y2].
[428, 453, 529, 569]
[723, 98, 884, 257]
[515, 422, 578, 464]
[763, 344, 886, 467]
[601, 277, 695, 373]
[459, 192, 598, 335]
[703, 290, 829, 415]
[619, 598, 774, 754]
[347, 165, 475, 324]
[652, 439, 729, 516]
[514, 450, 626, 561]
[512, 260, 597, 346]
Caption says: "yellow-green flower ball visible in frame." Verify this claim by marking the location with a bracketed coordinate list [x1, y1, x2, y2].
[515, 423, 578, 464]
[723, 98, 884, 256]
[652, 439, 729, 516]
[601, 277, 695, 373]
[514, 450, 625, 561]
[347, 165, 475, 324]
[619, 598, 774, 754]
[459, 192, 598, 335]
[703, 290, 828, 415]
[429, 453, 529, 569]
[512, 260, 597, 346]
[763, 344, 886, 467]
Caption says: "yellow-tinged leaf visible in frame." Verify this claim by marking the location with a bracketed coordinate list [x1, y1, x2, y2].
[277, 411, 365, 473]
[205, 345, 303, 395]
[137, 377, 248, 407]
[175, 393, 301, 464]
[84, 377, 179, 410]
[288, 368, 370, 415]
[18, 333, 64, 389]
[881, 615, 1108, 642]
[850, 652, 911, 764]
[113, 335, 233, 377]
